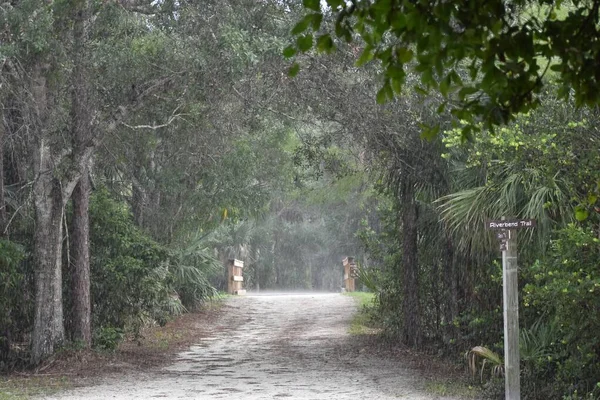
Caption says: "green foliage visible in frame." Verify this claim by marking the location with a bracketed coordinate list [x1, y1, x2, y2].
[434, 102, 600, 398]
[355, 195, 406, 336]
[167, 236, 220, 310]
[0, 0, 55, 57]
[0, 240, 25, 325]
[439, 102, 600, 256]
[520, 320, 560, 368]
[93, 327, 125, 352]
[354, 263, 381, 293]
[2, 2, 599, 398]
[89, 188, 172, 341]
[0, 240, 25, 363]
[522, 225, 600, 395]
[344, 292, 378, 336]
[292, 0, 600, 137]
[88, 185, 219, 331]
[204, 164, 376, 293]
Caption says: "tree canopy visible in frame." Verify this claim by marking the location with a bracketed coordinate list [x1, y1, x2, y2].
[289, 0, 600, 138]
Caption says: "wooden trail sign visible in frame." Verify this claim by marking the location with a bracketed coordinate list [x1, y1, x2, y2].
[227, 259, 246, 295]
[342, 257, 357, 292]
[486, 218, 535, 400]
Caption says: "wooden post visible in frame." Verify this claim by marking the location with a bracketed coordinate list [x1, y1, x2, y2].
[503, 227, 520, 400]
[227, 259, 246, 295]
[486, 218, 535, 400]
[343, 257, 357, 292]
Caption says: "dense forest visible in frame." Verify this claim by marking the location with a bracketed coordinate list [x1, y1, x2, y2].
[1, 0, 599, 399]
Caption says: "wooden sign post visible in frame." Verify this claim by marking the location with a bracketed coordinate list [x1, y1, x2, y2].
[227, 259, 246, 295]
[486, 218, 535, 400]
[343, 257, 358, 292]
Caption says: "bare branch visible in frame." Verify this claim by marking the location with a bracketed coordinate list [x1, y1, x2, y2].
[122, 105, 186, 130]
[61, 76, 174, 198]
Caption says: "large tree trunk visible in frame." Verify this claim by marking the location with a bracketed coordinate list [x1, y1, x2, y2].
[70, 169, 92, 346]
[31, 174, 66, 364]
[401, 181, 421, 348]
[29, 60, 68, 364]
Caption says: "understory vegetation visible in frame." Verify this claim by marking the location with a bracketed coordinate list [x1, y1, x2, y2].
[1, 0, 600, 398]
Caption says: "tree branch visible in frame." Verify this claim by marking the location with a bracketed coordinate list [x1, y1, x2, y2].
[61, 76, 174, 199]
[122, 105, 186, 130]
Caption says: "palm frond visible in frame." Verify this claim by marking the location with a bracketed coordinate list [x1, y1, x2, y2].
[355, 263, 380, 293]
[520, 319, 559, 364]
[168, 236, 221, 308]
[466, 346, 504, 382]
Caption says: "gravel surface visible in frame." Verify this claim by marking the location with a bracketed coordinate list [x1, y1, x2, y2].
[40, 293, 461, 400]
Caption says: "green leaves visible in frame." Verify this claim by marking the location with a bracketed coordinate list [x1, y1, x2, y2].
[397, 47, 413, 63]
[420, 124, 441, 141]
[574, 206, 589, 222]
[439, 75, 451, 97]
[316, 34, 334, 54]
[282, 46, 296, 58]
[521, 225, 600, 393]
[376, 81, 394, 104]
[326, 0, 343, 8]
[291, 13, 322, 35]
[302, 0, 321, 11]
[303, 0, 321, 12]
[355, 46, 374, 67]
[291, 15, 311, 35]
[296, 34, 313, 52]
[288, 62, 300, 77]
[294, 0, 600, 139]
[458, 86, 478, 101]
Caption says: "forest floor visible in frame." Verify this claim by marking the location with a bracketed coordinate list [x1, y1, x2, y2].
[1, 293, 477, 399]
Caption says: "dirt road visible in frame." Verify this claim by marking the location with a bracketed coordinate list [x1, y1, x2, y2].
[42, 293, 460, 399]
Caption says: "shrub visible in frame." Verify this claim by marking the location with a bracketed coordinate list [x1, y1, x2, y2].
[89, 188, 172, 344]
[0, 240, 25, 366]
[93, 327, 125, 351]
[166, 237, 220, 310]
[522, 224, 600, 397]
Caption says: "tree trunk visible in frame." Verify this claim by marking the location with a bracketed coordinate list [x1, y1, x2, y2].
[28, 59, 67, 364]
[70, 169, 92, 346]
[31, 175, 66, 364]
[29, 61, 86, 364]
[132, 180, 147, 227]
[442, 235, 458, 343]
[68, 1, 93, 347]
[0, 103, 6, 236]
[0, 103, 8, 359]
[401, 181, 421, 347]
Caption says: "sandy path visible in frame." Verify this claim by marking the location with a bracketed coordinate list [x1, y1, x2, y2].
[41, 293, 459, 400]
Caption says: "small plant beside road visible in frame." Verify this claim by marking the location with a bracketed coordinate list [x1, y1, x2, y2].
[344, 292, 379, 336]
